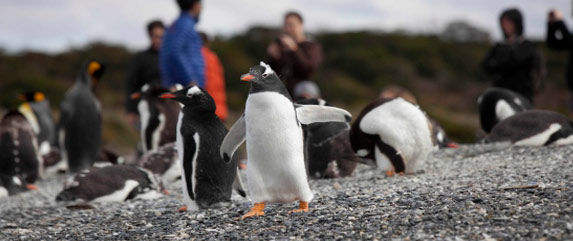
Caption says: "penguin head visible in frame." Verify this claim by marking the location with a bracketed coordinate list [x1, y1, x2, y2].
[241, 62, 289, 96]
[79, 60, 105, 88]
[18, 91, 46, 103]
[130, 84, 170, 101]
[159, 86, 215, 112]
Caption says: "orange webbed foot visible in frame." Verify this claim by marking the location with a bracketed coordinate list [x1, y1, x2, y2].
[178, 205, 188, 212]
[289, 201, 309, 214]
[241, 202, 265, 220]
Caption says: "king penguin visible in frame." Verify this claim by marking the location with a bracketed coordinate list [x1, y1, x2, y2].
[478, 87, 532, 133]
[0, 111, 42, 187]
[131, 84, 180, 153]
[58, 60, 105, 173]
[349, 97, 434, 176]
[160, 86, 246, 211]
[17, 91, 57, 155]
[220, 62, 352, 219]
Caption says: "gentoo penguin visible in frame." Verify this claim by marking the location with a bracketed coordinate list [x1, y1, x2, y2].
[429, 118, 458, 149]
[478, 87, 532, 133]
[296, 98, 358, 179]
[0, 111, 42, 185]
[160, 86, 246, 211]
[0, 175, 28, 198]
[137, 142, 180, 183]
[55, 165, 164, 203]
[18, 91, 57, 154]
[131, 84, 180, 153]
[349, 97, 434, 176]
[484, 110, 573, 146]
[220, 62, 352, 219]
[58, 60, 105, 173]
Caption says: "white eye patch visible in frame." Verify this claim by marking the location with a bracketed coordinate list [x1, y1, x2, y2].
[186, 86, 202, 96]
[259, 61, 274, 76]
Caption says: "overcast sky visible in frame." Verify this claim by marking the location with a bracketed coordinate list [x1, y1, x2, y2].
[0, 0, 570, 53]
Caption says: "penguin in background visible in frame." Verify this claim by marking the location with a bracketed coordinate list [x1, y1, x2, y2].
[17, 91, 57, 153]
[429, 119, 458, 149]
[137, 142, 180, 183]
[0, 175, 29, 198]
[295, 98, 358, 179]
[478, 87, 532, 133]
[160, 85, 246, 211]
[349, 97, 434, 176]
[130, 84, 181, 153]
[58, 60, 105, 173]
[220, 62, 352, 219]
[484, 110, 573, 146]
[55, 165, 164, 203]
[0, 111, 42, 187]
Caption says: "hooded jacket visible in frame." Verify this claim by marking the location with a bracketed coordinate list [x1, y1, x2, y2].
[482, 8, 544, 102]
[547, 19, 573, 91]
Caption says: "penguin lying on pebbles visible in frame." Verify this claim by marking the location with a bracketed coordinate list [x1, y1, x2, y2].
[296, 98, 358, 179]
[0, 111, 42, 188]
[484, 110, 573, 146]
[349, 97, 434, 176]
[55, 165, 164, 203]
[160, 86, 246, 211]
[59, 60, 105, 173]
[221, 62, 352, 219]
[131, 84, 180, 153]
[137, 142, 180, 183]
[0, 175, 28, 198]
[478, 87, 532, 133]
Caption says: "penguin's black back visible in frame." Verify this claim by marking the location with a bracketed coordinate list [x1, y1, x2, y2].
[349, 97, 395, 159]
[180, 106, 237, 208]
[479, 87, 532, 133]
[0, 111, 41, 184]
[30, 100, 57, 146]
[60, 82, 101, 173]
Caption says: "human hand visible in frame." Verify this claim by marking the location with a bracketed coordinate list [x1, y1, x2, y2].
[280, 35, 298, 51]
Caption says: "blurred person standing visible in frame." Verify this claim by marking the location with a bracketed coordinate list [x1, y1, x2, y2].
[482, 8, 544, 103]
[266, 11, 323, 95]
[160, 0, 204, 89]
[200, 32, 228, 121]
[547, 9, 573, 114]
[125, 20, 165, 126]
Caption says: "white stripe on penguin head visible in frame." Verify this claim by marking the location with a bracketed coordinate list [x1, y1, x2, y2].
[187, 86, 202, 96]
[260, 61, 274, 75]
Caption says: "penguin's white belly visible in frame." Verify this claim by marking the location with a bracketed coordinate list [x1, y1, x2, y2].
[245, 92, 313, 203]
[360, 98, 433, 173]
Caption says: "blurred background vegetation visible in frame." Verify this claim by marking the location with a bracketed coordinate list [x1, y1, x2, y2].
[0, 21, 569, 156]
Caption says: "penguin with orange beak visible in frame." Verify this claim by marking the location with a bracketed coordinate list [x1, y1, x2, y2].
[58, 60, 105, 173]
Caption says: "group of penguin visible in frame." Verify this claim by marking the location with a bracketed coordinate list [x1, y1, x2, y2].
[2, 59, 572, 219]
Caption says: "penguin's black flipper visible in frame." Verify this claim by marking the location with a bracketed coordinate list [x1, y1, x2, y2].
[232, 168, 247, 198]
[295, 104, 352, 125]
[220, 113, 246, 163]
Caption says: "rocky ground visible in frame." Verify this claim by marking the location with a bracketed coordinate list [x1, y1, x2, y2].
[1, 144, 572, 240]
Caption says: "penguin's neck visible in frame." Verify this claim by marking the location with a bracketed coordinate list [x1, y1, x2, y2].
[182, 107, 218, 122]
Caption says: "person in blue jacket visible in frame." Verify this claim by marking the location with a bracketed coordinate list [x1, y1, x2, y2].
[160, 0, 205, 89]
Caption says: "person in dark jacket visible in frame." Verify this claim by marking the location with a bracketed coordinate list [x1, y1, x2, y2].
[547, 9, 573, 113]
[482, 8, 544, 103]
[266, 11, 323, 95]
[125, 20, 165, 126]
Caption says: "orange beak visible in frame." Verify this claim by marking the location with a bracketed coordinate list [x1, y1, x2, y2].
[447, 143, 459, 148]
[130, 92, 141, 100]
[160, 93, 176, 99]
[26, 184, 38, 190]
[241, 74, 255, 82]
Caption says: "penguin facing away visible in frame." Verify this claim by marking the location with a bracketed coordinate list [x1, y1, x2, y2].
[55, 165, 164, 203]
[160, 86, 246, 211]
[484, 110, 573, 146]
[58, 60, 104, 173]
[131, 84, 181, 153]
[220, 62, 352, 219]
[0, 111, 43, 186]
[349, 97, 434, 176]
[478, 87, 532, 133]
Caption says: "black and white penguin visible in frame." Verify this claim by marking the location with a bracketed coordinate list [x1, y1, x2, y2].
[295, 98, 358, 179]
[0, 175, 28, 198]
[0, 111, 42, 185]
[349, 97, 434, 176]
[220, 62, 352, 219]
[478, 87, 532, 133]
[484, 110, 573, 146]
[131, 84, 181, 153]
[160, 85, 245, 211]
[58, 60, 105, 173]
[137, 142, 180, 183]
[18, 91, 57, 154]
[55, 165, 164, 203]
[429, 118, 458, 149]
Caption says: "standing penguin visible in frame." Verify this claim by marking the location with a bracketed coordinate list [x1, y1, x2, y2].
[0, 111, 42, 186]
[17, 91, 57, 154]
[131, 84, 180, 153]
[349, 97, 434, 176]
[478, 87, 532, 133]
[484, 110, 573, 146]
[220, 62, 352, 219]
[59, 60, 105, 173]
[160, 86, 245, 211]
